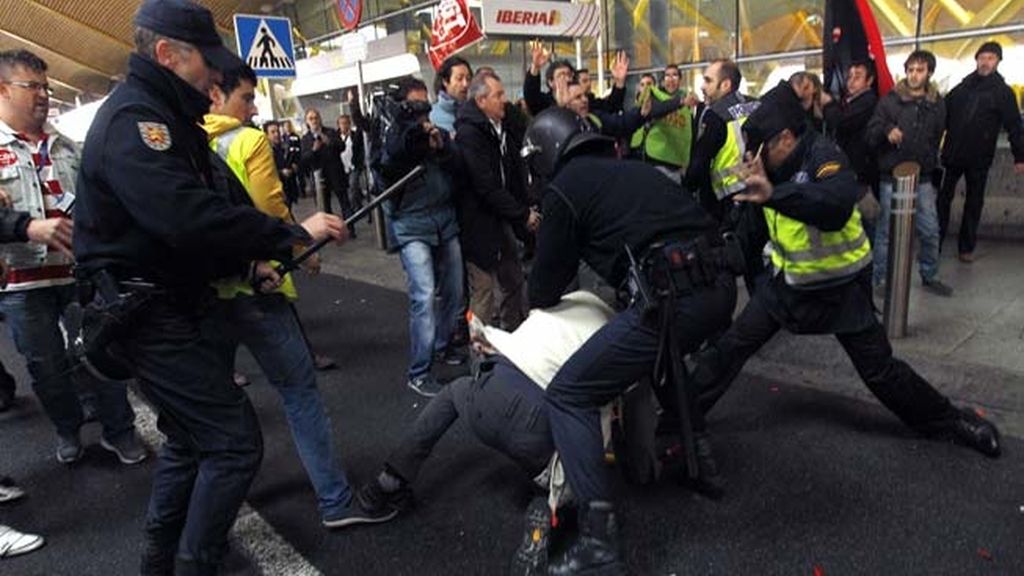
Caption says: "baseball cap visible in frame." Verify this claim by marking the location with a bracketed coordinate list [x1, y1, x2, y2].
[134, 0, 244, 72]
[742, 80, 807, 154]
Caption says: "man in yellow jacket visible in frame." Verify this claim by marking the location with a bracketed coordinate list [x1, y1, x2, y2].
[202, 64, 394, 528]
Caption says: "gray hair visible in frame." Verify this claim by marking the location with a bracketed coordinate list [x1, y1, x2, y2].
[468, 70, 501, 101]
[134, 26, 192, 59]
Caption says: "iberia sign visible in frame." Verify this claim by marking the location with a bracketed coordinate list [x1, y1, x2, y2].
[482, 0, 601, 38]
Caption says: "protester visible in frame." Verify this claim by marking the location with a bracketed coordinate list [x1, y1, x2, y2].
[430, 56, 473, 134]
[938, 41, 1024, 262]
[866, 50, 951, 296]
[0, 48, 146, 466]
[301, 108, 352, 229]
[456, 71, 537, 331]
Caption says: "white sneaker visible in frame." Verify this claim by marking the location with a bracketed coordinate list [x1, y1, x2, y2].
[0, 525, 45, 558]
[0, 477, 25, 503]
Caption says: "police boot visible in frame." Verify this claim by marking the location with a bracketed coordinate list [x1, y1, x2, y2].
[936, 407, 1001, 458]
[547, 501, 625, 576]
[677, 432, 724, 500]
[510, 496, 552, 575]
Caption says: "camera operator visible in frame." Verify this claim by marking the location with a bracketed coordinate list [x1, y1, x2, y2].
[379, 77, 465, 397]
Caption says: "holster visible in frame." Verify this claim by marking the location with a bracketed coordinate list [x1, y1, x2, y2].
[73, 270, 160, 382]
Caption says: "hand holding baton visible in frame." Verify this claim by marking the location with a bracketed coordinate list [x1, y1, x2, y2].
[277, 164, 426, 275]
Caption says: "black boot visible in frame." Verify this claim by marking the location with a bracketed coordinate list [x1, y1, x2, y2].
[929, 407, 1001, 458]
[677, 433, 724, 500]
[510, 496, 551, 575]
[548, 501, 625, 576]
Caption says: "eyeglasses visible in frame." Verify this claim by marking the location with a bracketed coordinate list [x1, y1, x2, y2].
[4, 80, 53, 96]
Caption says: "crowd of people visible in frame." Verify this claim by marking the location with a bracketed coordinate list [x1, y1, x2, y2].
[0, 0, 1022, 573]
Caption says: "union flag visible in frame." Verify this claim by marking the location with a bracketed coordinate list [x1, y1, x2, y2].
[823, 0, 895, 99]
[427, 0, 484, 71]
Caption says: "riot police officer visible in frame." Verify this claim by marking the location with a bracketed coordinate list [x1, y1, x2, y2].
[73, 1, 346, 574]
[692, 81, 1001, 458]
[523, 108, 740, 575]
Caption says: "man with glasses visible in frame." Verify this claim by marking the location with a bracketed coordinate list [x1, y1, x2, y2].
[0, 49, 147, 466]
[74, 0, 346, 573]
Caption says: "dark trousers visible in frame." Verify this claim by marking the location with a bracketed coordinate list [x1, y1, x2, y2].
[545, 275, 737, 504]
[694, 288, 957, 429]
[121, 299, 263, 576]
[387, 357, 553, 483]
[320, 179, 351, 218]
[938, 164, 990, 255]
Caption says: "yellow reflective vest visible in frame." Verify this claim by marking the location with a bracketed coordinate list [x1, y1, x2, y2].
[763, 149, 872, 288]
[708, 100, 760, 200]
[203, 115, 298, 300]
[630, 86, 692, 168]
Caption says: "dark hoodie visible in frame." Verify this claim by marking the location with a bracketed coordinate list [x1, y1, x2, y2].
[865, 79, 945, 177]
[453, 98, 530, 270]
[942, 70, 1024, 169]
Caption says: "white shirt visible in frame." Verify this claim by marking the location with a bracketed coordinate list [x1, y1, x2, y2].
[339, 131, 354, 173]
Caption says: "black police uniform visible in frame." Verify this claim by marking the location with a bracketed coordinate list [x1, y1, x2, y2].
[74, 53, 310, 573]
[529, 155, 738, 506]
[691, 86, 1001, 459]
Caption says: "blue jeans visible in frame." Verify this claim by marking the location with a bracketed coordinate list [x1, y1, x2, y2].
[0, 284, 134, 440]
[398, 237, 465, 380]
[213, 294, 352, 519]
[873, 180, 941, 285]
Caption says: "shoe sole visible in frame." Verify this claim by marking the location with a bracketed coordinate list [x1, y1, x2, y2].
[0, 534, 45, 558]
[0, 487, 25, 503]
[406, 381, 440, 398]
[321, 508, 399, 529]
[100, 438, 148, 465]
[56, 446, 83, 465]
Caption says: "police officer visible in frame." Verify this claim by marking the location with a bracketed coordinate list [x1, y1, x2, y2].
[523, 107, 739, 575]
[73, 1, 346, 574]
[692, 81, 1001, 460]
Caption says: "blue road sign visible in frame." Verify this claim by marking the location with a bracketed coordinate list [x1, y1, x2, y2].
[234, 14, 296, 78]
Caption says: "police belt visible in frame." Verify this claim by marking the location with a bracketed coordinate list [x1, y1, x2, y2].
[638, 234, 727, 298]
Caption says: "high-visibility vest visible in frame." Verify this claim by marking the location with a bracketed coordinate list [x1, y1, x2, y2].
[763, 184, 872, 288]
[209, 125, 298, 300]
[708, 101, 759, 200]
[630, 86, 692, 168]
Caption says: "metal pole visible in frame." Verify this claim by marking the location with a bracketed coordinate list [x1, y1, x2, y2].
[883, 161, 920, 339]
[596, 0, 605, 91]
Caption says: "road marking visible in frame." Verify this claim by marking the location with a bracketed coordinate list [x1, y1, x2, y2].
[129, 389, 322, 576]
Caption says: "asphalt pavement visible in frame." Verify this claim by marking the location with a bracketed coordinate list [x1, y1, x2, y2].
[1, 263, 1020, 575]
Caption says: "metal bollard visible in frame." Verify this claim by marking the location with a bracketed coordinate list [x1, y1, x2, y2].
[883, 161, 920, 339]
[373, 204, 388, 250]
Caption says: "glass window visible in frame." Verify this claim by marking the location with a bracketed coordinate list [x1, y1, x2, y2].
[864, 0, 920, 39]
[739, 1, 826, 55]
[920, 0, 1023, 35]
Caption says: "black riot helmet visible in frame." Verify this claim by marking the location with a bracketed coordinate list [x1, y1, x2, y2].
[521, 107, 615, 179]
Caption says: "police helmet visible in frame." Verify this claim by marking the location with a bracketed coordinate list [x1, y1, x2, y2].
[521, 107, 615, 179]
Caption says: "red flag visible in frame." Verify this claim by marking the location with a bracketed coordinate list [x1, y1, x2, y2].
[427, 0, 485, 71]
[824, 0, 895, 98]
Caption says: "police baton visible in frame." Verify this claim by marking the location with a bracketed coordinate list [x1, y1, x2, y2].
[276, 164, 425, 275]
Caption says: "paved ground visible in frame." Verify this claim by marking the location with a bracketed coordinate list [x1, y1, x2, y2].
[1, 198, 1022, 575]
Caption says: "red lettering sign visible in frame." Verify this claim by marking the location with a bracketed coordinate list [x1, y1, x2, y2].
[0, 148, 16, 167]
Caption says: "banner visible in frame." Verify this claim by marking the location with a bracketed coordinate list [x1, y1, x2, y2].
[428, 0, 485, 71]
[482, 0, 601, 38]
[823, 0, 895, 99]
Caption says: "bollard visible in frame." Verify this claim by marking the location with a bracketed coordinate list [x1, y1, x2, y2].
[373, 204, 388, 250]
[883, 161, 920, 339]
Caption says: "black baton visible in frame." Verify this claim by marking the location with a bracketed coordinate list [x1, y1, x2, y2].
[276, 164, 425, 275]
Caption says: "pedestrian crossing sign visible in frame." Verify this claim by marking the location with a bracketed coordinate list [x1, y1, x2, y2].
[233, 14, 297, 78]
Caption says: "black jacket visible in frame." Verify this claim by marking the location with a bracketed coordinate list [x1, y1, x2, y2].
[865, 80, 945, 177]
[528, 156, 718, 308]
[523, 71, 626, 116]
[454, 99, 531, 270]
[822, 88, 878, 187]
[74, 54, 307, 295]
[340, 128, 366, 171]
[300, 127, 347, 190]
[0, 207, 31, 244]
[685, 92, 760, 220]
[942, 71, 1024, 168]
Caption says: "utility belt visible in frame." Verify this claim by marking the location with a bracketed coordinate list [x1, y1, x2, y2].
[626, 233, 745, 315]
[73, 269, 165, 382]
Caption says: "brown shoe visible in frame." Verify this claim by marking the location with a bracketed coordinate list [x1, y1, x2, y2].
[958, 252, 974, 263]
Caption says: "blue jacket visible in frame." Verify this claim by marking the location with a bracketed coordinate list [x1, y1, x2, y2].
[429, 92, 459, 135]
